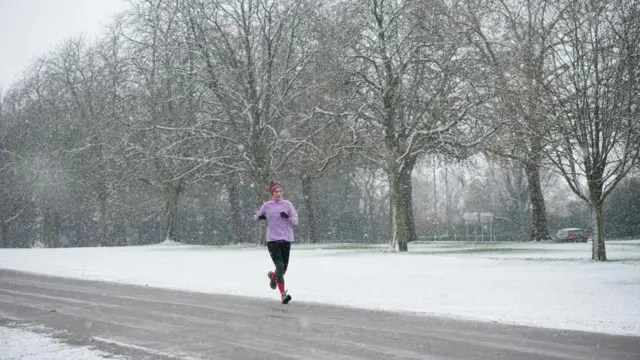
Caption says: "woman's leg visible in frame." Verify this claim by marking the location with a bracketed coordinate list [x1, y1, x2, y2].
[267, 241, 285, 285]
[268, 241, 292, 303]
[281, 241, 291, 275]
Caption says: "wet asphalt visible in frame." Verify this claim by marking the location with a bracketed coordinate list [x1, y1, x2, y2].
[0, 269, 638, 360]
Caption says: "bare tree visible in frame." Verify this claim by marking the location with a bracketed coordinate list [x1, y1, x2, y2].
[339, 0, 490, 251]
[42, 37, 119, 245]
[9, 60, 74, 248]
[185, 0, 334, 243]
[352, 166, 389, 243]
[547, 0, 640, 261]
[285, 107, 361, 243]
[0, 87, 14, 247]
[275, 8, 365, 243]
[123, 0, 236, 242]
[460, 0, 569, 241]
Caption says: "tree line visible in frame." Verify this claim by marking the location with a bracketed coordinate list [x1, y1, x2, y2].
[0, 0, 638, 261]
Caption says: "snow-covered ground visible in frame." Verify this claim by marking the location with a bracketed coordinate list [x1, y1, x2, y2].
[0, 322, 126, 360]
[1, 239, 639, 336]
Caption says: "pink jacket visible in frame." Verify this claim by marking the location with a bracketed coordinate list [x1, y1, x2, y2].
[254, 199, 299, 242]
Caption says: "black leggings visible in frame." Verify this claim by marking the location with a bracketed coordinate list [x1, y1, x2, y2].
[267, 240, 291, 283]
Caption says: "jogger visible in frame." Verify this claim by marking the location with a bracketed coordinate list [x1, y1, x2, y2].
[255, 182, 299, 304]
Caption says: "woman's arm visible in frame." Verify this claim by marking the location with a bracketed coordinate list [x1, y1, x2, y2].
[254, 203, 267, 222]
[287, 201, 299, 226]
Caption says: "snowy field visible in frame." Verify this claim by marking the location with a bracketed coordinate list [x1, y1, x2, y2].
[1, 239, 639, 337]
[0, 322, 126, 360]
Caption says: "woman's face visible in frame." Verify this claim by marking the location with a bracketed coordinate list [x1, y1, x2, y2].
[272, 188, 283, 200]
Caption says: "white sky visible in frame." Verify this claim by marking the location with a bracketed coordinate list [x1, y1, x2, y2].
[0, 0, 129, 90]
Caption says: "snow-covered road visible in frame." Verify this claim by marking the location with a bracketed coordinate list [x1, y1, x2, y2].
[1, 269, 638, 360]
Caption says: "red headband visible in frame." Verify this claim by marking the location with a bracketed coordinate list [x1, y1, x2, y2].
[270, 184, 282, 193]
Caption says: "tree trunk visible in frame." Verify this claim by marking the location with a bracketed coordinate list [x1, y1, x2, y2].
[165, 182, 182, 242]
[405, 172, 417, 245]
[253, 173, 271, 246]
[0, 220, 7, 248]
[97, 183, 107, 246]
[44, 208, 61, 248]
[524, 162, 550, 241]
[228, 179, 244, 244]
[53, 211, 61, 248]
[389, 171, 397, 250]
[125, 217, 134, 246]
[444, 165, 451, 239]
[591, 200, 607, 261]
[391, 161, 416, 252]
[367, 190, 376, 243]
[43, 208, 51, 247]
[302, 175, 318, 244]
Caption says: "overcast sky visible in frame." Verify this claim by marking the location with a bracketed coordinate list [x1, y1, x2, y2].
[0, 0, 129, 90]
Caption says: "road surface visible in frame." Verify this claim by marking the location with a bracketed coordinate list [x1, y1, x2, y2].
[0, 269, 637, 360]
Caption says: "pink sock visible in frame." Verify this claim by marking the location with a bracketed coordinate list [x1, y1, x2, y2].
[278, 282, 285, 294]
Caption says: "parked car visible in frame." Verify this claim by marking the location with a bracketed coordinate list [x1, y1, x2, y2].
[553, 228, 589, 242]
